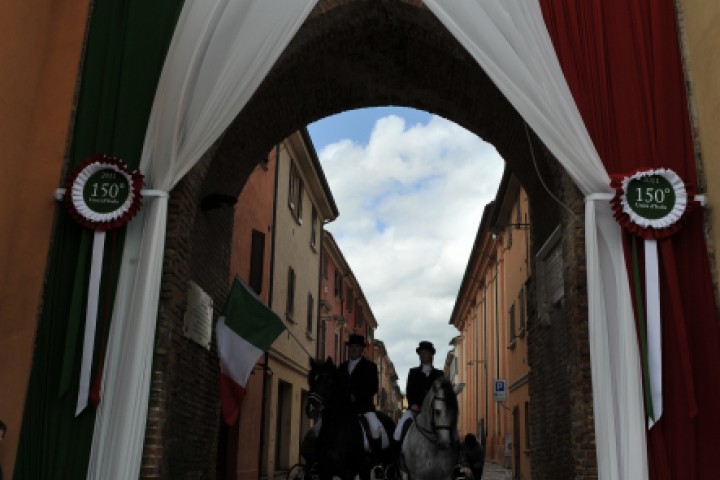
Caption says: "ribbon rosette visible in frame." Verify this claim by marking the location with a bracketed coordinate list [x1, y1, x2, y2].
[609, 167, 697, 428]
[610, 167, 695, 240]
[65, 153, 144, 231]
[63, 154, 143, 415]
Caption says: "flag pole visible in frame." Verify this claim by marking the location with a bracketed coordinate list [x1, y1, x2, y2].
[281, 324, 314, 360]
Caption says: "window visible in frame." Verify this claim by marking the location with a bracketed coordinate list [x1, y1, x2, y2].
[310, 206, 318, 249]
[249, 229, 265, 294]
[288, 161, 296, 210]
[346, 286, 353, 312]
[334, 272, 343, 298]
[297, 182, 303, 222]
[288, 161, 303, 223]
[508, 302, 516, 348]
[518, 287, 526, 338]
[525, 401, 531, 450]
[321, 252, 328, 280]
[356, 308, 364, 329]
[286, 267, 296, 320]
[536, 227, 563, 326]
[306, 293, 314, 334]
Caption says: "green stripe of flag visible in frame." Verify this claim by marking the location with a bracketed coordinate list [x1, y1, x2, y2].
[222, 276, 286, 352]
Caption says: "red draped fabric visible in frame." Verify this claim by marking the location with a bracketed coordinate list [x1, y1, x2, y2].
[539, 1, 720, 479]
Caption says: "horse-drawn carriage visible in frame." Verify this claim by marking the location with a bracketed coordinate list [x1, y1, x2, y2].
[303, 358, 462, 480]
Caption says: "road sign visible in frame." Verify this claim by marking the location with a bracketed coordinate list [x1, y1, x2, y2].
[493, 379, 507, 402]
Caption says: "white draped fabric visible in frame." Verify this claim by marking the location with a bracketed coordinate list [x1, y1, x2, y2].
[424, 2, 647, 480]
[87, 1, 646, 479]
[86, 1, 317, 478]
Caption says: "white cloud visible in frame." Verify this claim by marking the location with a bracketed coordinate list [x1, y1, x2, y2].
[316, 114, 504, 390]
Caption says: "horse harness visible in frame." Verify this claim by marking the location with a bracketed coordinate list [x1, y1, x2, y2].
[306, 391, 325, 419]
[412, 393, 454, 444]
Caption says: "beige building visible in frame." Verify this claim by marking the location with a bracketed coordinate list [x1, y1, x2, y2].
[262, 130, 337, 477]
[451, 169, 532, 479]
[373, 340, 403, 421]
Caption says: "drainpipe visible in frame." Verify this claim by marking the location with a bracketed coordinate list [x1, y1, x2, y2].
[494, 259, 500, 440]
[259, 143, 281, 479]
[483, 287, 488, 443]
[474, 301, 479, 434]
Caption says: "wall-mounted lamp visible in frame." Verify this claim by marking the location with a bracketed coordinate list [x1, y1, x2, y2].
[254, 363, 273, 376]
[489, 223, 530, 236]
[201, 193, 237, 211]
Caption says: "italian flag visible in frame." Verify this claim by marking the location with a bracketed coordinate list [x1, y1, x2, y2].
[216, 276, 286, 424]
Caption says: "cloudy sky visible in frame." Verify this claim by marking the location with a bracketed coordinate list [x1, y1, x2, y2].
[308, 107, 505, 390]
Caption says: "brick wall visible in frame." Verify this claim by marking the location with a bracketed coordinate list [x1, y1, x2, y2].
[527, 155, 597, 480]
[137, 1, 599, 477]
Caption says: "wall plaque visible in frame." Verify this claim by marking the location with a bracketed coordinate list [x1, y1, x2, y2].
[183, 281, 213, 349]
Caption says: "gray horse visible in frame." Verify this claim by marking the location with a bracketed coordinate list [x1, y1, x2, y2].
[400, 377, 459, 480]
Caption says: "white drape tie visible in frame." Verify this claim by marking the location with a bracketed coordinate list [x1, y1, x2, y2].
[54, 188, 169, 200]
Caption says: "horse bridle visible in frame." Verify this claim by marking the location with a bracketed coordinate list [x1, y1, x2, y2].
[306, 391, 325, 418]
[414, 394, 454, 443]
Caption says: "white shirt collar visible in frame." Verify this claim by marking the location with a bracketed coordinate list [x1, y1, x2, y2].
[348, 357, 361, 374]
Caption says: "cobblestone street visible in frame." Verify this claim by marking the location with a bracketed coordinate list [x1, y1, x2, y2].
[272, 461, 512, 479]
[478, 461, 512, 479]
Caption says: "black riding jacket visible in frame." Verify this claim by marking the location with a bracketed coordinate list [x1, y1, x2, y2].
[338, 356, 378, 414]
[405, 365, 445, 408]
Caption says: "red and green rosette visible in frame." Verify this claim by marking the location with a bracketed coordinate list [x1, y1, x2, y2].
[610, 168, 696, 240]
[609, 167, 699, 428]
[64, 154, 144, 231]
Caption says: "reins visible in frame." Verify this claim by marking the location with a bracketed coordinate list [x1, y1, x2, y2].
[413, 394, 455, 444]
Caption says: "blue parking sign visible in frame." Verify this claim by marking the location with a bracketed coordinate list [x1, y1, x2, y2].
[494, 379, 507, 402]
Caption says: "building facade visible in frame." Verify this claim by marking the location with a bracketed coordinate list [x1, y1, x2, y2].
[451, 169, 532, 479]
[319, 232, 380, 361]
[373, 340, 403, 422]
[261, 130, 337, 477]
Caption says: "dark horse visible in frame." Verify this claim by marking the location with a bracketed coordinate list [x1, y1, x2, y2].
[306, 357, 397, 480]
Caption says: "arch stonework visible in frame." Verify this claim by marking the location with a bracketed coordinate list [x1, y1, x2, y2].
[145, 1, 592, 478]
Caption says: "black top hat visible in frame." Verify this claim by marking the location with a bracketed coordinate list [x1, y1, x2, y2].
[416, 340, 436, 354]
[346, 334, 367, 346]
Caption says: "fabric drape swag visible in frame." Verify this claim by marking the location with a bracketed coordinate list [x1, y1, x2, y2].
[540, 1, 720, 479]
[87, 1, 317, 478]
[424, 1, 646, 477]
[14, 1, 184, 478]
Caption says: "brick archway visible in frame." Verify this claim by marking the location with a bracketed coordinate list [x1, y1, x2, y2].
[146, 1, 592, 478]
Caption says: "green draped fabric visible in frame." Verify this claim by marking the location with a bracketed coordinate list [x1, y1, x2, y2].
[15, 1, 183, 477]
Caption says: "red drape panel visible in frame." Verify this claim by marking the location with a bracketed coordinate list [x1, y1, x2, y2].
[539, 1, 720, 479]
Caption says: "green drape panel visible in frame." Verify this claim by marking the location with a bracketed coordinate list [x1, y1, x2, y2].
[15, 1, 183, 477]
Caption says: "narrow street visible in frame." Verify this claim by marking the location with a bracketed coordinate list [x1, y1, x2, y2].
[479, 462, 513, 480]
[272, 461, 512, 480]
